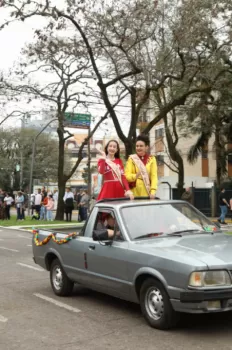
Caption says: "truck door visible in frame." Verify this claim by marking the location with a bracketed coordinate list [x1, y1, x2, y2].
[63, 208, 99, 283]
[82, 209, 130, 299]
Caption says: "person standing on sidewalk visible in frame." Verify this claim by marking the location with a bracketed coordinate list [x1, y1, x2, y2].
[63, 187, 74, 222]
[34, 189, 42, 219]
[3, 193, 14, 220]
[16, 191, 25, 221]
[181, 187, 192, 204]
[78, 189, 89, 222]
[45, 195, 54, 221]
[53, 189, 58, 211]
[218, 188, 230, 225]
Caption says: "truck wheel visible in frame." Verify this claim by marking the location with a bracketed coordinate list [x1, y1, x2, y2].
[50, 259, 74, 296]
[140, 278, 179, 330]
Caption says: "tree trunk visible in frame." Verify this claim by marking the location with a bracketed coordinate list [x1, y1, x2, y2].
[124, 140, 135, 159]
[177, 159, 185, 198]
[56, 180, 66, 220]
[215, 126, 221, 187]
[55, 127, 66, 220]
[164, 115, 185, 198]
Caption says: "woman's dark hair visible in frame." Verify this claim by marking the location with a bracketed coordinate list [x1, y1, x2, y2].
[136, 134, 150, 147]
[105, 140, 120, 158]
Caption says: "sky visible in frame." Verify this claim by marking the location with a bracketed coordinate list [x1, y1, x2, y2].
[0, 8, 131, 137]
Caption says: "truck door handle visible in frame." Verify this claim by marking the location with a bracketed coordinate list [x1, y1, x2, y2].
[88, 245, 95, 250]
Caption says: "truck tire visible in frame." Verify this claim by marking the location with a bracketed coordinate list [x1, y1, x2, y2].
[140, 278, 179, 330]
[50, 258, 74, 296]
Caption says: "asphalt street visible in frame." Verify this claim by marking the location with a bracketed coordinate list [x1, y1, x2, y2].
[1, 228, 232, 350]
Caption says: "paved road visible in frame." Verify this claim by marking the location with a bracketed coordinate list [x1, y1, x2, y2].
[1, 229, 232, 350]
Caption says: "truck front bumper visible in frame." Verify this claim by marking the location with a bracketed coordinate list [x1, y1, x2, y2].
[171, 289, 232, 313]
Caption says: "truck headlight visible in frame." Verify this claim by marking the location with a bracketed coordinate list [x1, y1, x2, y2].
[189, 271, 231, 287]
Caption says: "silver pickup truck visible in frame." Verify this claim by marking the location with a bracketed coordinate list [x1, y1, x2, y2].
[33, 199, 232, 330]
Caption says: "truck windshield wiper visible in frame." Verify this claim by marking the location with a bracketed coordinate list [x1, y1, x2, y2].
[135, 233, 163, 240]
[167, 229, 201, 236]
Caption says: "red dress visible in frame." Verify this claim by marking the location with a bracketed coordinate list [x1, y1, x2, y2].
[97, 158, 130, 200]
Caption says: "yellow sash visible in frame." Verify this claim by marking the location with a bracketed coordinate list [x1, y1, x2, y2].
[130, 154, 150, 195]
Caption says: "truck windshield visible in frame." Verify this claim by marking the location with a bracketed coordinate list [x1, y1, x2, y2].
[121, 203, 218, 240]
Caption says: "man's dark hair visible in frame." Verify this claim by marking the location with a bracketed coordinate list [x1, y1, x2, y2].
[136, 134, 150, 147]
[220, 187, 225, 191]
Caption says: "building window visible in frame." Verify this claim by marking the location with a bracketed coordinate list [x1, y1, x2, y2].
[155, 128, 164, 138]
[228, 153, 232, 164]
[140, 111, 148, 123]
[156, 155, 164, 165]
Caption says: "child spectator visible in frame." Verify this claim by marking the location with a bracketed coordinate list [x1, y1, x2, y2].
[32, 210, 40, 220]
[45, 195, 54, 221]
[40, 195, 48, 220]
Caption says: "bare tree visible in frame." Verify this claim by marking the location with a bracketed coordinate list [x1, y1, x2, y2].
[2, 0, 232, 201]
[3, 35, 111, 219]
[3, 0, 230, 156]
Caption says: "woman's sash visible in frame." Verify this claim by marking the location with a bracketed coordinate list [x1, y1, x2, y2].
[130, 154, 150, 195]
[105, 159, 123, 188]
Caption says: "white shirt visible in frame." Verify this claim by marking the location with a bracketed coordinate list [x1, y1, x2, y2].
[4, 196, 14, 206]
[34, 194, 42, 205]
[63, 192, 74, 202]
[53, 192, 58, 201]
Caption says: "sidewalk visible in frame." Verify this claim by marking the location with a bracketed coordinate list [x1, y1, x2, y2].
[211, 218, 232, 224]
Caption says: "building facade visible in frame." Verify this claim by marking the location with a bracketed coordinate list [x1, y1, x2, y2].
[137, 97, 232, 199]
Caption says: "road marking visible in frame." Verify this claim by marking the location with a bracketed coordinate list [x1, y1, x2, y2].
[0, 246, 19, 252]
[0, 315, 8, 322]
[16, 263, 44, 272]
[34, 293, 81, 313]
[18, 235, 31, 240]
[27, 244, 32, 247]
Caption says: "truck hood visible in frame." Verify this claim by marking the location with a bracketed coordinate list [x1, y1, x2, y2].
[134, 233, 232, 268]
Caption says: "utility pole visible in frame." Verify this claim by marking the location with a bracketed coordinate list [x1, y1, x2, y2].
[28, 118, 57, 215]
[19, 116, 25, 190]
[87, 126, 91, 211]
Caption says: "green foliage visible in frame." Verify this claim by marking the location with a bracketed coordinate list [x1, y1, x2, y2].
[0, 127, 59, 191]
[82, 165, 97, 184]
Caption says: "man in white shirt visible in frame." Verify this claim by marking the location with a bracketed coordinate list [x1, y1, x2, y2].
[34, 189, 42, 215]
[53, 189, 58, 211]
[63, 187, 74, 221]
[4, 193, 14, 220]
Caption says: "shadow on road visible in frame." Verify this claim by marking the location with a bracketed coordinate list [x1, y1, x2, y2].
[72, 285, 232, 333]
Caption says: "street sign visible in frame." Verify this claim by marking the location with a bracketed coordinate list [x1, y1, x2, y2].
[64, 113, 91, 129]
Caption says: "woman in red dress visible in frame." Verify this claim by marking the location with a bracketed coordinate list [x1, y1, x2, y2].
[97, 140, 134, 200]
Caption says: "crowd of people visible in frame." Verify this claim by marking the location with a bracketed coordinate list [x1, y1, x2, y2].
[31, 187, 90, 222]
[0, 186, 90, 222]
[0, 189, 29, 221]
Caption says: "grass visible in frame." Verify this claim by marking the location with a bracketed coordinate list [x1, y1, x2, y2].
[0, 215, 79, 228]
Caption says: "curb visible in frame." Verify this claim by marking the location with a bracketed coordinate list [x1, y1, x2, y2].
[0, 223, 84, 232]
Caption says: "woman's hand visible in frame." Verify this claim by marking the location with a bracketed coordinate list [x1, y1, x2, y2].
[136, 172, 141, 179]
[125, 190, 134, 200]
[150, 193, 156, 200]
[97, 150, 106, 160]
